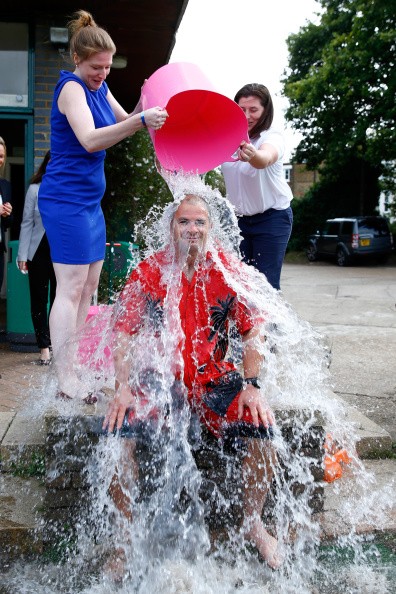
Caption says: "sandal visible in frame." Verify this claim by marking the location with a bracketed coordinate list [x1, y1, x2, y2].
[56, 390, 103, 405]
[38, 357, 52, 366]
[34, 356, 52, 366]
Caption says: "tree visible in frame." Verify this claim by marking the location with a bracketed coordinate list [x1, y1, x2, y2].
[102, 130, 172, 246]
[283, 0, 396, 217]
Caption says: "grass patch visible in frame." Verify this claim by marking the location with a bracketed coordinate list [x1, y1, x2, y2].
[10, 452, 45, 478]
[363, 447, 396, 460]
[284, 250, 308, 264]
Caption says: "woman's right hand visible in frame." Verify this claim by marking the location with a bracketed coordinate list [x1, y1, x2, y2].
[142, 106, 168, 130]
[17, 261, 28, 273]
[0, 201, 12, 217]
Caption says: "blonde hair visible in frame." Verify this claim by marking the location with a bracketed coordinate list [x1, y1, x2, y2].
[68, 9, 116, 61]
[0, 136, 7, 173]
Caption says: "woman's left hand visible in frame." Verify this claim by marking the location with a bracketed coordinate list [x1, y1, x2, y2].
[238, 140, 255, 163]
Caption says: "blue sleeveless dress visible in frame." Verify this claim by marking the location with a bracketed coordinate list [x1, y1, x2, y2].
[38, 71, 116, 264]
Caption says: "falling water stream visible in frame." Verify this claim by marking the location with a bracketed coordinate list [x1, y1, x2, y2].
[1, 176, 395, 593]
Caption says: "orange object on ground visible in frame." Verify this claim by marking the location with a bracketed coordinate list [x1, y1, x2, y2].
[323, 434, 352, 483]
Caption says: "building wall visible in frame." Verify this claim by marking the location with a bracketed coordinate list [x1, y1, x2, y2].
[33, 22, 70, 170]
[286, 163, 320, 200]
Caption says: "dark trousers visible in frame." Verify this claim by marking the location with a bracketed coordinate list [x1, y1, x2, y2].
[238, 207, 293, 290]
[28, 236, 56, 349]
[0, 246, 4, 295]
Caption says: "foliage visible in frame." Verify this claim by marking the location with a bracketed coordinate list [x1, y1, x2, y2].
[102, 130, 173, 246]
[289, 157, 381, 251]
[10, 452, 45, 478]
[203, 167, 226, 196]
[283, 0, 396, 216]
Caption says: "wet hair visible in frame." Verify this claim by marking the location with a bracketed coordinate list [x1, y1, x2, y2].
[234, 83, 274, 139]
[31, 150, 50, 184]
[169, 194, 212, 227]
[68, 9, 116, 62]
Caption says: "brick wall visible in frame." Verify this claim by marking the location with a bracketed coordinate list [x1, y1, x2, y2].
[287, 163, 320, 200]
[33, 22, 72, 171]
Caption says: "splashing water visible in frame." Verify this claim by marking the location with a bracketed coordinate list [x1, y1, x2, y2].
[2, 174, 395, 593]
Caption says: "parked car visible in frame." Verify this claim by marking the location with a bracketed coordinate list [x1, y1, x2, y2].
[306, 216, 394, 266]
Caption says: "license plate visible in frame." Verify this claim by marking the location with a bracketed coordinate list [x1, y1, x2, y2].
[360, 238, 370, 246]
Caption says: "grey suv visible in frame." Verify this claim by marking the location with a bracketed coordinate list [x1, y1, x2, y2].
[306, 216, 393, 266]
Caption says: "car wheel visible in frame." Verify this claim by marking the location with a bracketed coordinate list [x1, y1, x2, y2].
[336, 247, 349, 267]
[306, 244, 318, 262]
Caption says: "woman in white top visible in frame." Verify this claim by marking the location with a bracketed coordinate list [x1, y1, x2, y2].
[17, 151, 56, 364]
[221, 83, 293, 290]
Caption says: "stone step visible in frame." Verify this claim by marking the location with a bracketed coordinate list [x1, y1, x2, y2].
[317, 458, 396, 541]
[0, 411, 46, 473]
[0, 474, 45, 567]
[1, 393, 392, 472]
[331, 393, 393, 458]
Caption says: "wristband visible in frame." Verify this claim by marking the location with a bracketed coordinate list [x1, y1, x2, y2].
[244, 377, 261, 389]
[140, 112, 146, 127]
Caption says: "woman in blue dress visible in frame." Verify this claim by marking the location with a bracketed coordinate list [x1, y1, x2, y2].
[39, 10, 168, 402]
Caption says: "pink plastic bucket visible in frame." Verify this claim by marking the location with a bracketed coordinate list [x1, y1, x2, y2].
[141, 62, 249, 174]
[78, 305, 113, 373]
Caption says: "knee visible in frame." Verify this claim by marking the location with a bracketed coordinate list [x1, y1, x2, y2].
[81, 276, 100, 300]
[56, 279, 86, 305]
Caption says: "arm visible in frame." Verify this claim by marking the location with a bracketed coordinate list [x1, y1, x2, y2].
[238, 140, 278, 170]
[17, 185, 37, 268]
[58, 81, 168, 153]
[103, 330, 135, 433]
[238, 326, 275, 428]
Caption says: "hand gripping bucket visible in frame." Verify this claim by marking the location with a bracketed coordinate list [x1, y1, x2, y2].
[141, 62, 249, 174]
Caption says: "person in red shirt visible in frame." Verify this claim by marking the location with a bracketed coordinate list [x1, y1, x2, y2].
[103, 193, 281, 571]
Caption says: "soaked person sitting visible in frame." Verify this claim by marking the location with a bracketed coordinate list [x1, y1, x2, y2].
[103, 193, 282, 572]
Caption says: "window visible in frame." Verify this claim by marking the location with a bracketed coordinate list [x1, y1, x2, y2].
[0, 23, 29, 108]
[283, 165, 292, 182]
[323, 222, 340, 235]
[358, 217, 390, 237]
[341, 221, 354, 235]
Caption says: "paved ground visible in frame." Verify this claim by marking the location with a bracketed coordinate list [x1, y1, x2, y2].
[281, 260, 396, 443]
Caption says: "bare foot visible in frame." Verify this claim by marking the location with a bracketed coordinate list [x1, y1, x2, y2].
[244, 520, 283, 570]
[102, 547, 127, 584]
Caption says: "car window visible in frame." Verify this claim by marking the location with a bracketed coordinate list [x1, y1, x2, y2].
[341, 221, 354, 234]
[323, 222, 340, 235]
[358, 218, 390, 237]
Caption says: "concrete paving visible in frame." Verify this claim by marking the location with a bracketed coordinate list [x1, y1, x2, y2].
[281, 260, 396, 443]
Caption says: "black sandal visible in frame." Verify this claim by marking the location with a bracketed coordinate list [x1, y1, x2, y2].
[56, 390, 103, 405]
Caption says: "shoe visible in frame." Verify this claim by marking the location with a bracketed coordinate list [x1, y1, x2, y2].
[38, 357, 52, 366]
[83, 392, 98, 405]
[56, 390, 103, 405]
